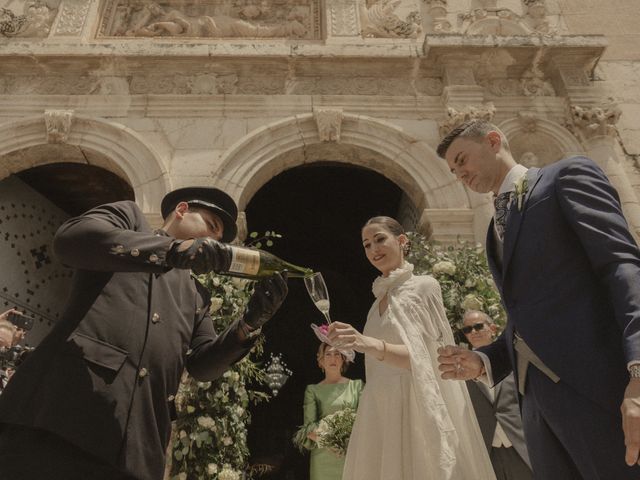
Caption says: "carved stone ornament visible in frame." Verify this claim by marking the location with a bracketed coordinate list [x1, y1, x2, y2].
[423, 0, 451, 32]
[54, 0, 91, 36]
[44, 109, 74, 144]
[0, 1, 58, 38]
[314, 108, 344, 142]
[360, 0, 422, 38]
[329, 0, 359, 36]
[439, 103, 496, 137]
[100, 0, 319, 40]
[568, 104, 622, 142]
[518, 111, 539, 133]
[457, 0, 559, 36]
[520, 49, 555, 97]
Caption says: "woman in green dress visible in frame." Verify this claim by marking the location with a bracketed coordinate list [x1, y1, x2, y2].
[294, 342, 364, 480]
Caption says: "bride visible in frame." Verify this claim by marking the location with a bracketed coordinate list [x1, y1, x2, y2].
[327, 216, 495, 479]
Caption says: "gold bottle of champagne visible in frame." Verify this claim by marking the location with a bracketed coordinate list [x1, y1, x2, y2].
[225, 245, 313, 279]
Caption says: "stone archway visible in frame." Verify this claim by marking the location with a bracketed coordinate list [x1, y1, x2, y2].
[0, 113, 172, 217]
[213, 112, 474, 241]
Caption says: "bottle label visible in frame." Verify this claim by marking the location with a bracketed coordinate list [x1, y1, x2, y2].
[229, 247, 260, 276]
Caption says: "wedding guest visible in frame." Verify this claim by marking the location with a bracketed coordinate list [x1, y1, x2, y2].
[328, 216, 495, 479]
[293, 342, 363, 480]
[437, 119, 640, 479]
[461, 310, 532, 480]
[0, 187, 288, 480]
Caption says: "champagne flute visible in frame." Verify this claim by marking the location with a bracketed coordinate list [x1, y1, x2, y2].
[304, 272, 332, 324]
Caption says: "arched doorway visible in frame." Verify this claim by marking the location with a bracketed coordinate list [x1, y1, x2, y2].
[0, 152, 134, 346]
[244, 162, 407, 478]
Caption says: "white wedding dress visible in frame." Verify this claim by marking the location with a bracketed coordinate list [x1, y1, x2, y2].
[342, 263, 496, 480]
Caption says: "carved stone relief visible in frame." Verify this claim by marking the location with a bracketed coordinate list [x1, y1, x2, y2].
[439, 103, 496, 137]
[0, 0, 59, 37]
[100, 0, 319, 40]
[457, 0, 561, 36]
[567, 103, 622, 142]
[520, 49, 555, 97]
[314, 108, 343, 142]
[44, 109, 74, 144]
[328, 0, 359, 36]
[360, 0, 422, 38]
[423, 0, 451, 32]
[53, 0, 91, 36]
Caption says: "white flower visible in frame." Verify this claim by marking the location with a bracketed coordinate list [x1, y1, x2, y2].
[186, 405, 195, 414]
[197, 381, 212, 390]
[464, 278, 476, 288]
[231, 277, 249, 289]
[178, 473, 187, 480]
[513, 173, 529, 211]
[222, 436, 233, 446]
[197, 416, 216, 430]
[207, 463, 218, 475]
[179, 430, 187, 439]
[210, 297, 224, 313]
[236, 406, 244, 417]
[218, 466, 240, 480]
[461, 294, 483, 311]
[212, 277, 221, 287]
[432, 261, 456, 276]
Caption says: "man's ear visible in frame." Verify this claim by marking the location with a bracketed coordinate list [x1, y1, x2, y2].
[489, 323, 498, 334]
[174, 201, 190, 219]
[486, 131, 502, 152]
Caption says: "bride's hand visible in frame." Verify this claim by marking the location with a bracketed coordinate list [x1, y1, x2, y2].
[327, 322, 374, 353]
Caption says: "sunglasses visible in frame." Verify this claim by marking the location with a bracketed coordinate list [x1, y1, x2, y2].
[460, 322, 487, 335]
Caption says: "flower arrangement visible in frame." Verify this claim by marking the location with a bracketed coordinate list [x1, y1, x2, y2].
[315, 408, 357, 457]
[169, 233, 278, 480]
[405, 232, 506, 329]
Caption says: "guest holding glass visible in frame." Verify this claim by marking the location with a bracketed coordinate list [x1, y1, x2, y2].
[294, 342, 363, 480]
[327, 216, 495, 480]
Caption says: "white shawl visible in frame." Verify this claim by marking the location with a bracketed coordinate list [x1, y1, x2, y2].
[372, 262, 496, 480]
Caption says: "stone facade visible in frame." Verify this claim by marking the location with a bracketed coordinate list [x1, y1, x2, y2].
[0, 0, 638, 246]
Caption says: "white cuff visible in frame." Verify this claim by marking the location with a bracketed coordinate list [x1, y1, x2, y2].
[474, 351, 494, 386]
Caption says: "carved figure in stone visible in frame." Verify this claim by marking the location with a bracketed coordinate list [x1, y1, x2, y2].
[44, 109, 74, 144]
[520, 49, 555, 96]
[314, 108, 343, 142]
[439, 103, 496, 137]
[0, 1, 56, 37]
[519, 151, 542, 167]
[124, 2, 307, 38]
[360, 0, 422, 38]
[569, 104, 622, 141]
[521, 0, 555, 34]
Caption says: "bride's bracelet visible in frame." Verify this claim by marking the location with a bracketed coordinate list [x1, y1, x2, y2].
[378, 339, 387, 362]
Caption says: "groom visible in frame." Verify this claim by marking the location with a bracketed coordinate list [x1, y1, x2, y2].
[436, 119, 640, 479]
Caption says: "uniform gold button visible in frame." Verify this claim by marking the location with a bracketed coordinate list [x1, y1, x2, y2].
[152, 313, 160, 323]
[138, 367, 148, 378]
[168, 395, 175, 401]
[130, 248, 140, 257]
[113, 245, 125, 254]
[149, 254, 159, 262]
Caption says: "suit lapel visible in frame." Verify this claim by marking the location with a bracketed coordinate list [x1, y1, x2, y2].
[502, 168, 542, 275]
[485, 221, 503, 293]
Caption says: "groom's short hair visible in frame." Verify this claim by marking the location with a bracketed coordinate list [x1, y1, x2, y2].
[437, 120, 511, 158]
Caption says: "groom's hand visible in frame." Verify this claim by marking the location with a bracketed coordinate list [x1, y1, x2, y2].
[437, 345, 484, 381]
[622, 378, 640, 466]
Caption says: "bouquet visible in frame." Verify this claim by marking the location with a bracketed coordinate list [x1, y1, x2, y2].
[315, 408, 356, 457]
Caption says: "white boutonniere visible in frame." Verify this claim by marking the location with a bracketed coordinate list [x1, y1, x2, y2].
[513, 173, 528, 211]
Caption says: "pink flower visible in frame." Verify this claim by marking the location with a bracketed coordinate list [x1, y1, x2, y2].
[318, 324, 329, 336]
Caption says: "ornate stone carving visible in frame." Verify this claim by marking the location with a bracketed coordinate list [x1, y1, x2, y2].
[44, 110, 74, 144]
[439, 103, 496, 137]
[423, 0, 451, 32]
[458, 0, 559, 35]
[101, 0, 317, 39]
[415, 77, 444, 96]
[360, 0, 422, 38]
[521, 49, 555, 97]
[54, 0, 90, 36]
[518, 111, 539, 133]
[314, 108, 344, 142]
[0, 1, 57, 37]
[567, 103, 622, 142]
[329, 0, 359, 36]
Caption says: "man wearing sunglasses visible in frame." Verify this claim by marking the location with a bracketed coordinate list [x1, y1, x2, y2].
[461, 311, 532, 480]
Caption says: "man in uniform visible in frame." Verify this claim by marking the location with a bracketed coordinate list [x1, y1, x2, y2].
[0, 187, 288, 480]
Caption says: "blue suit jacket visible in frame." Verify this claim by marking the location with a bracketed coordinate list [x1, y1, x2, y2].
[480, 156, 640, 415]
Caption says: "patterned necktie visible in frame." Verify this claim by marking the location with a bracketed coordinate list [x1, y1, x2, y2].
[493, 192, 511, 241]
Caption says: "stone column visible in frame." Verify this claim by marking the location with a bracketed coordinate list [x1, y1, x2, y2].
[568, 104, 640, 242]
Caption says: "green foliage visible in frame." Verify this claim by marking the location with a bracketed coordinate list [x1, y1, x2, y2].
[405, 232, 506, 329]
[169, 233, 276, 480]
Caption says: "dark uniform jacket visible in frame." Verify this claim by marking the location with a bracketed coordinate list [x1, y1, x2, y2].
[0, 201, 253, 480]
